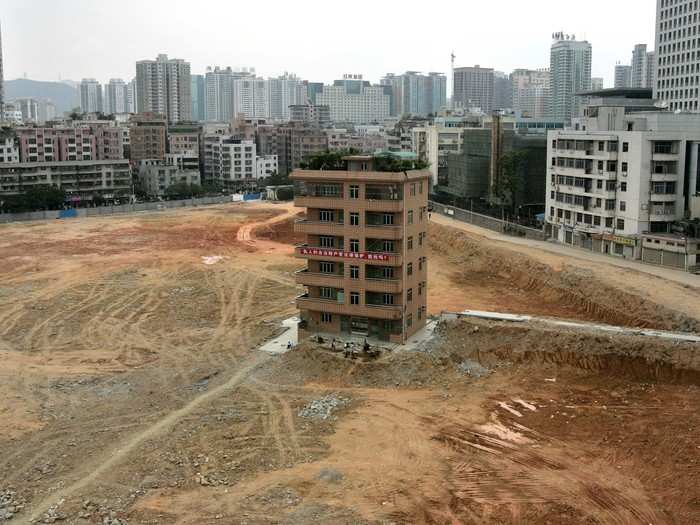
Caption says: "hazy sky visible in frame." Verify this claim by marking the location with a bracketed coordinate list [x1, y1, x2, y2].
[3, 0, 656, 90]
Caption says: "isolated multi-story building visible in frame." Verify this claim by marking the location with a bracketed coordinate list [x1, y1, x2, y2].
[80, 79, 104, 114]
[654, 0, 699, 111]
[135, 54, 191, 123]
[412, 119, 468, 187]
[137, 157, 200, 196]
[549, 34, 592, 123]
[453, 65, 494, 112]
[291, 155, 430, 343]
[545, 88, 700, 267]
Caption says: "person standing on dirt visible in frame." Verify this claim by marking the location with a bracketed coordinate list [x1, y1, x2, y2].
[344, 342, 350, 358]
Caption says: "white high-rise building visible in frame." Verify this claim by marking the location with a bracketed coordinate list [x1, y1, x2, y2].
[549, 34, 592, 123]
[105, 78, 128, 115]
[205, 66, 235, 122]
[233, 77, 268, 120]
[380, 71, 447, 116]
[135, 54, 191, 123]
[511, 69, 551, 118]
[266, 73, 303, 121]
[127, 78, 138, 113]
[80, 78, 103, 114]
[655, 0, 700, 111]
[316, 83, 390, 124]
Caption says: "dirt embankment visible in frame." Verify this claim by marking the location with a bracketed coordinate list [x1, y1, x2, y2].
[429, 223, 699, 332]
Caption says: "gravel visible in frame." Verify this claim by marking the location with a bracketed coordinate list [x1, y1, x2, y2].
[0, 489, 24, 522]
[298, 394, 350, 420]
[457, 359, 491, 378]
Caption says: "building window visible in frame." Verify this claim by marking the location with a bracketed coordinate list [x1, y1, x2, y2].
[598, 141, 604, 151]
[383, 293, 394, 305]
[417, 308, 422, 320]
[350, 266, 359, 279]
[619, 201, 626, 212]
[321, 313, 332, 323]
[407, 288, 413, 302]
[320, 287, 334, 299]
[621, 162, 628, 173]
[407, 210, 413, 224]
[406, 314, 413, 327]
[350, 185, 359, 199]
[350, 212, 359, 226]
[319, 210, 334, 222]
[594, 216, 601, 226]
[419, 282, 425, 295]
[410, 183, 416, 196]
[419, 181, 423, 194]
[620, 182, 627, 192]
[319, 236, 335, 248]
[622, 142, 629, 152]
[350, 292, 360, 305]
[350, 239, 360, 252]
[382, 267, 394, 279]
[407, 263, 413, 276]
[320, 262, 335, 274]
[407, 236, 413, 250]
[383, 213, 394, 225]
[605, 217, 614, 228]
[382, 240, 394, 252]
[617, 218, 625, 230]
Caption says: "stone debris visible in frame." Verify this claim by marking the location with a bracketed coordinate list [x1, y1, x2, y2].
[316, 468, 344, 483]
[0, 489, 25, 521]
[298, 394, 350, 420]
[457, 360, 491, 378]
[37, 499, 66, 523]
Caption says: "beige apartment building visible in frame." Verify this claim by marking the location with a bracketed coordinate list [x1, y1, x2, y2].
[291, 156, 429, 344]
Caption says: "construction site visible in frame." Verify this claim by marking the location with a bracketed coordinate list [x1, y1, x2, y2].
[1, 200, 699, 524]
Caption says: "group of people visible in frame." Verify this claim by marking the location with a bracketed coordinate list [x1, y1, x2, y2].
[330, 338, 372, 358]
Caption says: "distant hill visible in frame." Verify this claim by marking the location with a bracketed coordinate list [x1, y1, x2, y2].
[4, 79, 79, 113]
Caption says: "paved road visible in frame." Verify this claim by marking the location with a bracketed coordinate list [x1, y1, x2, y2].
[431, 213, 700, 288]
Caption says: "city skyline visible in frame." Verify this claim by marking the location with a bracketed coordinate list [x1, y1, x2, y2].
[3, 0, 655, 91]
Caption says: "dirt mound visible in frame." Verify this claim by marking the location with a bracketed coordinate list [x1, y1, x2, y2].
[429, 223, 699, 332]
[253, 214, 305, 244]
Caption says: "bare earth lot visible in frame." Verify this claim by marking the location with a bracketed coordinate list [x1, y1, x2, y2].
[0, 202, 698, 524]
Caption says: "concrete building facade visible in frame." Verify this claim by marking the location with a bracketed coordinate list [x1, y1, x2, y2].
[129, 113, 167, 163]
[135, 54, 191, 123]
[291, 156, 429, 343]
[316, 83, 390, 124]
[380, 71, 447, 117]
[614, 64, 632, 88]
[453, 65, 494, 112]
[631, 44, 656, 89]
[138, 158, 200, 196]
[202, 136, 257, 190]
[546, 105, 700, 264]
[654, 0, 700, 111]
[191, 74, 205, 121]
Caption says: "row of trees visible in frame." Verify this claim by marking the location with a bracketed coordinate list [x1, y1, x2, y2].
[0, 186, 67, 213]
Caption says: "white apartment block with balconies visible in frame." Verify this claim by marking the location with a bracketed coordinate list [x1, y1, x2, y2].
[546, 107, 700, 257]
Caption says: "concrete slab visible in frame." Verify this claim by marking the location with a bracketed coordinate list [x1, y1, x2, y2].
[260, 317, 299, 354]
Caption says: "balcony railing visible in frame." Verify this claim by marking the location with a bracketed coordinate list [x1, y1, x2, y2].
[296, 294, 402, 320]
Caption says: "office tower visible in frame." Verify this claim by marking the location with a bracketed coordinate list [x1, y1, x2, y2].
[266, 73, 304, 121]
[292, 155, 430, 343]
[511, 69, 551, 118]
[105, 78, 128, 114]
[80, 79, 104, 114]
[655, 1, 700, 111]
[127, 78, 138, 113]
[135, 54, 191, 123]
[631, 44, 656, 88]
[453, 65, 494, 112]
[493, 71, 513, 110]
[592, 77, 604, 91]
[191, 74, 205, 121]
[549, 33, 592, 123]
[614, 63, 632, 88]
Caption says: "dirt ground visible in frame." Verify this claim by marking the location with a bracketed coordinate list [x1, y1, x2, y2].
[0, 202, 698, 524]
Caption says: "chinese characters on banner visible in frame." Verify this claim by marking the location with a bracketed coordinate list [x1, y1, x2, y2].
[299, 247, 390, 261]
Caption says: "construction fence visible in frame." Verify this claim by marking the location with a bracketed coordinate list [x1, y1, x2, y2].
[430, 201, 547, 241]
[0, 194, 260, 224]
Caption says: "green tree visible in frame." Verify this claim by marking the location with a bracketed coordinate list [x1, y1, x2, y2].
[164, 183, 205, 199]
[275, 187, 294, 201]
